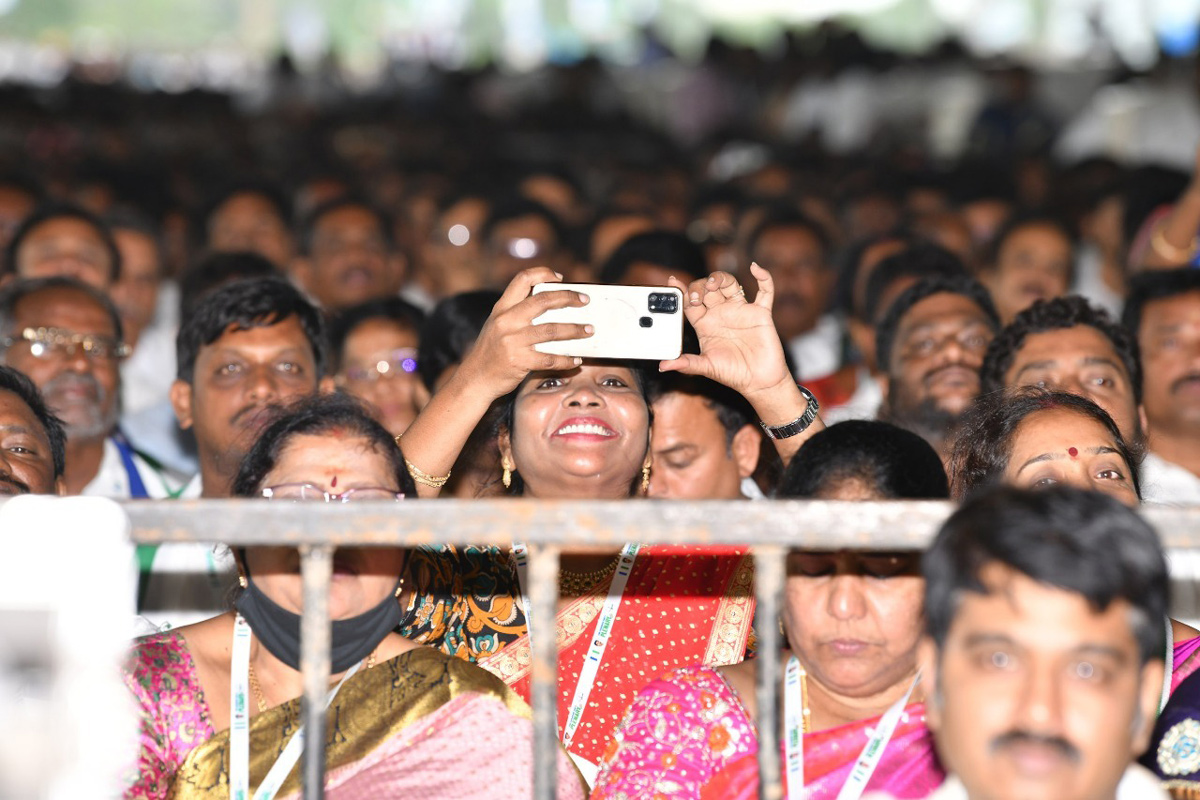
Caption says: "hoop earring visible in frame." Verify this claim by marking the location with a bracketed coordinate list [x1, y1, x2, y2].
[641, 462, 651, 495]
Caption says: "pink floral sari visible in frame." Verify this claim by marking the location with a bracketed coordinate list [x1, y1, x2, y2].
[590, 665, 941, 800]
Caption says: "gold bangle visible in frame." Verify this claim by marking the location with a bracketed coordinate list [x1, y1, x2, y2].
[404, 458, 451, 489]
[1150, 227, 1199, 263]
[393, 435, 451, 488]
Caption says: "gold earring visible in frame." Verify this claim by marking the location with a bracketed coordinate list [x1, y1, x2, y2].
[394, 575, 405, 599]
[641, 461, 651, 495]
[502, 458, 513, 490]
[239, 574, 248, 589]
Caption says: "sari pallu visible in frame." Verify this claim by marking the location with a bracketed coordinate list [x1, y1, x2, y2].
[478, 545, 756, 775]
[591, 666, 941, 800]
[125, 636, 585, 799]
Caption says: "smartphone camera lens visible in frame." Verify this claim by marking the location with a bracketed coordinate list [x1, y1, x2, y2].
[639, 316, 653, 328]
[648, 292, 679, 314]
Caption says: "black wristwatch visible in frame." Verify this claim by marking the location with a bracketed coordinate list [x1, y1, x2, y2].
[760, 385, 820, 440]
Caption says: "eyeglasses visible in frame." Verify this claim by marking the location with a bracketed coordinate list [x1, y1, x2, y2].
[1, 326, 131, 361]
[341, 348, 419, 383]
[261, 483, 405, 502]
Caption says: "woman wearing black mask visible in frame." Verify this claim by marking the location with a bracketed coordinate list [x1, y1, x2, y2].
[123, 393, 584, 799]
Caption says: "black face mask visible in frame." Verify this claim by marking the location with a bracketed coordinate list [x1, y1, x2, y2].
[235, 576, 403, 673]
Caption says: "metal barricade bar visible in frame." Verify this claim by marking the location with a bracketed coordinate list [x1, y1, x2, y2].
[120, 499, 1200, 800]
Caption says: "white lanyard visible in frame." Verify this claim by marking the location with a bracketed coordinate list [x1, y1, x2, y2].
[229, 614, 362, 800]
[511, 542, 535, 641]
[783, 657, 807, 799]
[1161, 615, 1174, 715]
[783, 656, 921, 800]
[511, 542, 640, 751]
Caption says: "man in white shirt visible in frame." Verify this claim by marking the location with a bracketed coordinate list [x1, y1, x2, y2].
[1123, 269, 1200, 505]
[874, 487, 1169, 800]
[743, 208, 843, 383]
[0, 277, 177, 499]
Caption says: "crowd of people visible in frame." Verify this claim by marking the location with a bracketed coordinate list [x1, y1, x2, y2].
[3, 41, 1200, 799]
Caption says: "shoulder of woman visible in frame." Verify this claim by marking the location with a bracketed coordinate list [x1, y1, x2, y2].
[125, 630, 192, 685]
[403, 646, 531, 715]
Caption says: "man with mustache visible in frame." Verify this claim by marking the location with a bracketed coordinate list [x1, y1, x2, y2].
[0, 277, 176, 497]
[290, 195, 408, 312]
[871, 486, 1168, 800]
[0, 364, 65, 496]
[1123, 268, 1200, 504]
[743, 208, 841, 382]
[141, 277, 331, 630]
[875, 275, 1000, 465]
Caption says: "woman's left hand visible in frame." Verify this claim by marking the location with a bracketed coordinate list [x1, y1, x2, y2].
[660, 264, 793, 402]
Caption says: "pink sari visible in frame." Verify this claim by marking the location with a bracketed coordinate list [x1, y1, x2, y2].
[590, 666, 941, 800]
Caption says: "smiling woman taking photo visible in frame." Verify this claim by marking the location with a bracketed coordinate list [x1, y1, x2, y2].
[397, 265, 823, 782]
[123, 394, 584, 799]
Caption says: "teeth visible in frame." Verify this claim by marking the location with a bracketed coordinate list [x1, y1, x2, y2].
[556, 423, 614, 436]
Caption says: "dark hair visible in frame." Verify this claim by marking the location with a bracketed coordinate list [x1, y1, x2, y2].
[598, 230, 708, 286]
[1122, 268, 1200, 341]
[178, 251, 282, 322]
[0, 276, 125, 345]
[949, 388, 1142, 500]
[924, 485, 1168, 665]
[776, 420, 949, 499]
[297, 195, 394, 256]
[875, 274, 1000, 370]
[330, 297, 427, 373]
[745, 206, 832, 264]
[500, 359, 653, 496]
[3, 201, 122, 283]
[981, 296, 1142, 403]
[175, 277, 327, 384]
[983, 212, 1076, 275]
[481, 196, 565, 249]
[862, 243, 969, 324]
[416, 290, 501, 392]
[200, 179, 292, 233]
[0, 364, 66, 479]
[646, 371, 756, 451]
[834, 230, 917, 318]
[230, 393, 416, 498]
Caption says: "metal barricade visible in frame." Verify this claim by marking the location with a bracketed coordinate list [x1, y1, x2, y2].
[124, 498, 1200, 800]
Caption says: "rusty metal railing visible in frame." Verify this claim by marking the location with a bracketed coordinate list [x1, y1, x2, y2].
[123, 499, 1200, 800]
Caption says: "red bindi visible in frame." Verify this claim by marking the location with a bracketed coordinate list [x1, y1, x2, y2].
[1067, 447, 1078, 458]
[331, 475, 338, 487]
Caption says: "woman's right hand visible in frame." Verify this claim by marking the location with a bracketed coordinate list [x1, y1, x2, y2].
[454, 267, 594, 399]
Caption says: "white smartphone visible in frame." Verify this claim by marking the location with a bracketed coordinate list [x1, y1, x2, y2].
[531, 283, 684, 361]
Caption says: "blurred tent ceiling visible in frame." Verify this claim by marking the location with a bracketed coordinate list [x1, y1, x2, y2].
[2, 0, 1200, 88]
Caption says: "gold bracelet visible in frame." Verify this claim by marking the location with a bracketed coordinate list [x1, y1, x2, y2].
[1150, 227, 1199, 263]
[393, 435, 452, 488]
[404, 458, 451, 489]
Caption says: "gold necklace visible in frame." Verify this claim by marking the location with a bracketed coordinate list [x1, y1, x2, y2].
[558, 557, 620, 596]
[246, 661, 268, 713]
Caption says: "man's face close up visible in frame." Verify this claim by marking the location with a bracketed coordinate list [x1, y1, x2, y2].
[925, 562, 1160, 800]
[0, 388, 58, 495]
[1138, 290, 1200, 440]
[647, 391, 756, 500]
[2, 286, 122, 441]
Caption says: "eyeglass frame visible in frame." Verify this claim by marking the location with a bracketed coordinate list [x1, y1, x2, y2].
[260, 482, 406, 502]
[0, 326, 132, 361]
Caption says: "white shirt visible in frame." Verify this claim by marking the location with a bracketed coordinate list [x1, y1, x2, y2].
[822, 365, 884, 425]
[866, 764, 1167, 800]
[1142, 451, 1200, 507]
[787, 313, 844, 383]
[134, 473, 237, 634]
[80, 437, 181, 500]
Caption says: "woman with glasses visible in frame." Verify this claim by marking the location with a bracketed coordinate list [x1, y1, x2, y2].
[330, 296, 428, 437]
[123, 393, 585, 799]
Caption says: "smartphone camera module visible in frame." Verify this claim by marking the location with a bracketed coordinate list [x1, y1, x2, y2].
[648, 292, 679, 314]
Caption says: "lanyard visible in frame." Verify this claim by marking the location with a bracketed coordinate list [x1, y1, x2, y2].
[783, 656, 921, 800]
[511, 542, 535, 641]
[1160, 615, 1174, 715]
[511, 541, 640, 751]
[229, 614, 362, 800]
